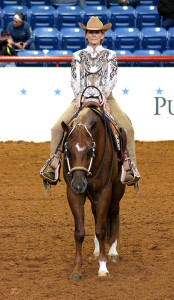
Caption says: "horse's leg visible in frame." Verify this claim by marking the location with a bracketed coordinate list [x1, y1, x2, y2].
[67, 187, 86, 281]
[95, 190, 112, 277]
[93, 234, 100, 258]
[91, 205, 100, 258]
[108, 181, 125, 262]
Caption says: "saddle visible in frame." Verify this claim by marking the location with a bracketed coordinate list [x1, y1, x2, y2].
[83, 99, 139, 189]
[40, 98, 132, 187]
[83, 98, 128, 164]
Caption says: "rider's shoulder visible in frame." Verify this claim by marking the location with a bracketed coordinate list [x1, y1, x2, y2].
[105, 49, 117, 58]
[73, 48, 86, 59]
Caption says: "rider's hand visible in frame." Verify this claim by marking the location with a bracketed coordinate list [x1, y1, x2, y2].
[99, 94, 107, 109]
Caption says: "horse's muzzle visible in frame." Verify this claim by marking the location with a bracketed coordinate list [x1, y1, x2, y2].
[71, 172, 88, 194]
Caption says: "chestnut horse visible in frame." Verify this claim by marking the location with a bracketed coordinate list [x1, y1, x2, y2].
[62, 104, 125, 280]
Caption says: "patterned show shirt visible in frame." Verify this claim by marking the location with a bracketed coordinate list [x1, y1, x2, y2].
[71, 45, 118, 99]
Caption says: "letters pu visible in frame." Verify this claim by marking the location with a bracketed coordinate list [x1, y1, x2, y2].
[154, 97, 174, 115]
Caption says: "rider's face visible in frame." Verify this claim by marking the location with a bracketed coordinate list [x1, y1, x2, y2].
[85, 30, 105, 47]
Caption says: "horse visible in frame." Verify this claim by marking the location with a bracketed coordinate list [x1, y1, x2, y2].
[61, 101, 126, 280]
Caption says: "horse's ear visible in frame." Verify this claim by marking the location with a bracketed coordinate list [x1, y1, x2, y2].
[61, 121, 69, 133]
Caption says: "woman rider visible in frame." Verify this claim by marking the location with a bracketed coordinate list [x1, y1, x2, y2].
[40, 16, 140, 186]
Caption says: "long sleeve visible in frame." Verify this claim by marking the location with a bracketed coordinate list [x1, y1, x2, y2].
[71, 52, 83, 99]
[71, 47, 118, 99]
[25, 23, 34, 46]
[101, 51, 118, 98]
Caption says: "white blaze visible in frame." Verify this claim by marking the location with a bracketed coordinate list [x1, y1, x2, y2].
[75, 143, 85, 152]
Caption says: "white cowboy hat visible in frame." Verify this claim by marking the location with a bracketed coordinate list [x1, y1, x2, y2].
[78, 16, 112, 32]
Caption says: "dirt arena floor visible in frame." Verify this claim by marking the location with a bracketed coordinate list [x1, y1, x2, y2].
[0, 141, 173, 300]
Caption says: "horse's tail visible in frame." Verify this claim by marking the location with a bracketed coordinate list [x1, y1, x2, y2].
[105, 208, 120, 244]
[105, 212, 111, 244]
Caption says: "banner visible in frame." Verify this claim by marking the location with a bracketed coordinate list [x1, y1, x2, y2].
[0, 67, 173, 142]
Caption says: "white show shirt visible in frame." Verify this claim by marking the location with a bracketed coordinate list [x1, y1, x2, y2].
[71, 45, 118, 99]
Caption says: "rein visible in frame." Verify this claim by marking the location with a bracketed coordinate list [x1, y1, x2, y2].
[63, 86, 115, 205]
[86, 105, 115, 205]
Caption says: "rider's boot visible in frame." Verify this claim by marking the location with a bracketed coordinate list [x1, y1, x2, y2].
[121, 150, 140, 186]
[121, 162, 140, 185]
[40, 149, 62, 185]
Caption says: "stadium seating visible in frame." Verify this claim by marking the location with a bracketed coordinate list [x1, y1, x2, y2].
[107, 1, 119, 6]
[59, 27, 85, 52]
[139, 0, 157, 5]
[17, 49, 45, 66]
[114, 27, 141, 52]
[110, 6, 135, 30]
[29, 5, 56, 29]
[168, 27, 174, 50]
[135, 5, 160, 30]
[0, 8, 3, 27]
[24, 0, 50, 9]
[50, 0, 77, 7]
[115, 49, 132, 66]
[83, 6, 110, 25]
[0, 0, 23, 7]
[85, 0, 105, 5]
[161, 50, 174, 66]
[45, 49, 73, 66]
[33, 27, 59, 50]
[133, 49, 161, 66]
[103, 29, 115, 49]
[3, 5, 29, 28]
[141, 27, 168, 52]
[56, 5, 83, 30]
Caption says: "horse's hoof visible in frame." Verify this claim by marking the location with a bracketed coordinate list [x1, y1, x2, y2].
[69, 274, 82, 281]
[98, 271, 110, 277]
[109, 255, 120, 262]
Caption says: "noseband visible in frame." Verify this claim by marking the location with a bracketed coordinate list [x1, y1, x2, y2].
[64, 123, 96, 176]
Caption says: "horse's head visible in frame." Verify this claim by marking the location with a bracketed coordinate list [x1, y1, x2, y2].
[62, 115, 96, 194]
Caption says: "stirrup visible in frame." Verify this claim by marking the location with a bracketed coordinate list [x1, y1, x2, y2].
[40, 154, 62, 185]
[121, 162, 140, 186]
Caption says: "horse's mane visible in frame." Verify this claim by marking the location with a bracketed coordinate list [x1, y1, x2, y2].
[73, 107, 99, 128]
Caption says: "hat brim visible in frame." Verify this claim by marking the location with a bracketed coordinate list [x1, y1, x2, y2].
[78, 22, 112, 32]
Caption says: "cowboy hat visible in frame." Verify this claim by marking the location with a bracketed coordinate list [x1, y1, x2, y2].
[78, 16, 112, 32]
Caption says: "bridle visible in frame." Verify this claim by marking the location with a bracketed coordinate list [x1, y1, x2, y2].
[63, 86, 115, 205]
[64, 123, 96, 177]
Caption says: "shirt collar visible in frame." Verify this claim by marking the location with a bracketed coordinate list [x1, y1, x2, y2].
[86, 45, 103, 54]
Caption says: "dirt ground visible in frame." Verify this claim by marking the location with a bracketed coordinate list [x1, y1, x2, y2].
[0, 141, 173, 300]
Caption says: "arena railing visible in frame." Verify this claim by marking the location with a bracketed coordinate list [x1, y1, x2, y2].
[0, 56, 174, 67]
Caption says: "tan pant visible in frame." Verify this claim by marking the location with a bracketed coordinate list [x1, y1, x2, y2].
[107, 93, 136, 163]
[49, 94, 136, 172]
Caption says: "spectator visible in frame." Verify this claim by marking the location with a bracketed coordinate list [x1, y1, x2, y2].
[158, 0, 174, 30]
[106, 0, 140, 8]
[6, 12, 35, 50]
[0, 30, 17, 67]
[51, 0, 86, 8]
